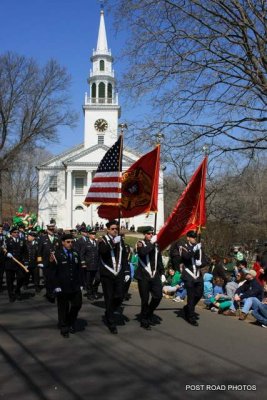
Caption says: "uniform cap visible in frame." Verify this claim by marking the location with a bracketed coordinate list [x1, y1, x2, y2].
[143, 226, 154, 234]
[186, 230, 197, 238]
[61, 233, 73, 241]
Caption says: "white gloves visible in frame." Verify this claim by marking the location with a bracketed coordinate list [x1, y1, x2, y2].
[125, 275, 130, 283]
[195, 260, 202, 267]
[80, 286, 83, 291]
[38, 264, 44, 268]
[150, 235, 157, 244]
[113, 236, 121, 244]
[6, 253, 13, 258]
[54, 288, 62, 293]
[161, 275, 166, 283]
[193, 243, 201, 252]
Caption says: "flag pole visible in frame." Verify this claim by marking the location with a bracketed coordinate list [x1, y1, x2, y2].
[154, 132, 164, 233]
[197, 145, 209, 243]
[118, 123, 127, 234]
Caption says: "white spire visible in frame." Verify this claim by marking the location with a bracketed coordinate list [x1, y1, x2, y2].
[96, 8, 108, 53]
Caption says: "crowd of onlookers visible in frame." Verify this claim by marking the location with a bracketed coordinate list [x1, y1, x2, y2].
[161, 245, 267, 328]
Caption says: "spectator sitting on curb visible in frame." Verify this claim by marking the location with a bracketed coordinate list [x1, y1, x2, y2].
[163, 268, 181, 298]
[223, 269, 263, 319]
[251, 296, 267, 328]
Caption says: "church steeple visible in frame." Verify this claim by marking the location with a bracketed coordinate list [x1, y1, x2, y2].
[96, 7, 108, 53]
[83, 6, 121, 149]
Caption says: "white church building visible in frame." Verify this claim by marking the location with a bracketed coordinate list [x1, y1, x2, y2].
[37, 8, 164, 231]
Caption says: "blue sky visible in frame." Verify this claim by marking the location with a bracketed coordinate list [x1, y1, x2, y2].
[0, 0, 131, 154]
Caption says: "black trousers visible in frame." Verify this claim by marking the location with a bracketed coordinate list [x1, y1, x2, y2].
[137, 277, 162, 321]
[5, 268, 26, 298]
[0, 267, 5, 288]
[24, 267, 40, 287]
[85, 270, 99, 295]
[57, 290, 82, 333]
[101, 275, 125, 326]
[183, 280, 204, 320]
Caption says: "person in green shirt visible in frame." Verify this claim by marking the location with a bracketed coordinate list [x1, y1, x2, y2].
[163, 268, 181, 296]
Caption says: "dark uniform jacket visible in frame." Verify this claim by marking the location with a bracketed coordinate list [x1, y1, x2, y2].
[50, 248, 83, 294]
[37, 234, 60, 266]
[25, 240, 39, 269]
[135, 239, 164, 281]
[5, 237, 28, 271]
[0, 233, 6, 266]
[98, 235, 129, 278]
[176, 240, 204, 283]
[78, 237, 99, 271]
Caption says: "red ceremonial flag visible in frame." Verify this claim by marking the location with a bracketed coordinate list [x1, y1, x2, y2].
[98, 145, 160, 219]
[157, 156, 208, 251]
[84, 136, 123, 206]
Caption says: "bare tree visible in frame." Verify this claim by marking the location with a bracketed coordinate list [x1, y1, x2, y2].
[1, 147, 52, 221]
[110, 0, 267, 160]
[0, 52, 77, 221]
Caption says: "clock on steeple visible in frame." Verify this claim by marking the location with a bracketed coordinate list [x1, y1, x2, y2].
[94, 118, 108, 132]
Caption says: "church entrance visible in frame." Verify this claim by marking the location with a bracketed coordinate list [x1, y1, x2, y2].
[73, 205, 86, 228]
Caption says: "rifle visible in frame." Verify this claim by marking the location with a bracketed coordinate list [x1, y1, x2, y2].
[2, 247, 29, 273]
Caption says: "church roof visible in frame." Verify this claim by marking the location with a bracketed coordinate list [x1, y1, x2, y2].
[38, 142, 142, 170]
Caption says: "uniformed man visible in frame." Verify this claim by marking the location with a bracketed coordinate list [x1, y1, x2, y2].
[4, 226, 28, 302]
[24, 231, 40, 292]
[98, 220, 130, 334]
[0, 224, 6, 292]
[79, 228, 100, 300]
[37, 223, 60, 302]
[176, 230, 204, 326]
[50, 233, 83, 338]
[135, 226, 165, 330]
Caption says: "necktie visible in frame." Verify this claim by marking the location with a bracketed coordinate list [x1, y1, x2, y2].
[67, 250, 72, 261]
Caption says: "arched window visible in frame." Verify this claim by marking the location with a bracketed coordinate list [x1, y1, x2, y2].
[108, 83, 112, 101]
[91, 83, 96, 98]
[100, 60, 105, 71]
[75, 205, 84, 211]
[98, 82, 105, 102]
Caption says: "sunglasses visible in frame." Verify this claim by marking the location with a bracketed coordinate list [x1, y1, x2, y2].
[110, 227, 118, 231]
[146, 232, 153, 235]
[65, 240, 73, 243]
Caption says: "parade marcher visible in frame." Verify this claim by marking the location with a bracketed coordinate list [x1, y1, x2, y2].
[37, 223, 60, 302]
[176, 230, 205, 326]
[135, 226, 165, 330]
[0, 224, 6, 292]
[79, 228, 100, 300]
[50, 233, 83, 338]
[121, 233, 132, 301]
[24, 231, 40, 293]
[4, 227, 28, 302]
[98, 220, 130, 334]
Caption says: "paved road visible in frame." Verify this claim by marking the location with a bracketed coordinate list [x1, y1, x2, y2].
[0, 285, 266, 400]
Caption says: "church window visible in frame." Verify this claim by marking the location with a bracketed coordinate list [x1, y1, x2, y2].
[75, 205, 84, 210]
[92, 83, 96, 98]
[49, 205, 57, 220]
[108, 83, 112, 103]
[75, 177, 84, 195]
[98, 135, 104, 144]
[99, 82, 105, 102]
[49, 176, 57, 192]
[100, 60, 105, 71]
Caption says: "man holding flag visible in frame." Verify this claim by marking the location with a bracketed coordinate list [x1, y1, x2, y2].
[175, 230, 204, 326]
[135, 226, 165, 330]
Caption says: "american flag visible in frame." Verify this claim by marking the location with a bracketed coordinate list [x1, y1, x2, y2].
[84, 136, 123, 205]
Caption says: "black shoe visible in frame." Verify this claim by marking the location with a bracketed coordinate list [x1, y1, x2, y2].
[140, 320, 151, 330]
[187, 318, 199, 326]
[149, 314, 162, 325]
[109, 326, 118, 334]
[69, 326, 75, 334]
[61, 331, 69, 338]
[9, 296, 16, 303]
[193, 312, 200, 320]
[87, 294, 95, 301]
